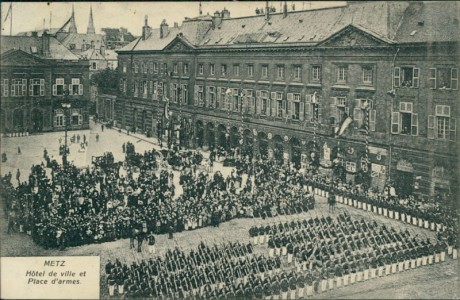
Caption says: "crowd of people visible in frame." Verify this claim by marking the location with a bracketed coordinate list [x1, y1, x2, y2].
[104, 212, 455, 298]
[1, 142, 316, 250]
[1, 127, 458, 298]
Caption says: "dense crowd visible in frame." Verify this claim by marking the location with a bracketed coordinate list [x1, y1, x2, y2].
[1, 137, 457, 253]
[1, 144, 315, 249]
[104, 212, 454, 298]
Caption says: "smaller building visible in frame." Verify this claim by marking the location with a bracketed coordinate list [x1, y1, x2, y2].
[0, 33, 91, 133]
[81, 46, 118, 71]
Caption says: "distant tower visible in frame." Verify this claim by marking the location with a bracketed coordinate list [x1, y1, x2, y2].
[120, 28, 124, 42]
[69, 4, 78, 33]
[87, 6, 95, 34]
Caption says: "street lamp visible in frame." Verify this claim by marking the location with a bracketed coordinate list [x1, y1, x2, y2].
[61, 101, 71, 167]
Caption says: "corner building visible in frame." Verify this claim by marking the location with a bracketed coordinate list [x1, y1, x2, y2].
[1, 33, 91, 133]
[115, 1, 459, 201]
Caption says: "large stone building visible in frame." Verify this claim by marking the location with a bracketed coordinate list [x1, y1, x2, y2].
[115, 1, 459, 201]
[0, 33, 91, 133]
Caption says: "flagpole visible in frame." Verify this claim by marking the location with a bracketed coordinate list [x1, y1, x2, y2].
[10, 2, 12, 36]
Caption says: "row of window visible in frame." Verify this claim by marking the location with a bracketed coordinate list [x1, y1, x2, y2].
[125, 61, 325, 83]
[123, 62, 189, 76]
[53, 108, 83, 127]
[119, 77, 456, 140]
[1, 78, 83, 97]
[393, 67, 458, 90]
[123, 59, 458, 90]
[193, 85, 377, 129]
[197, 63, 321, 82]
[120, 79, 189, 103]
[391, 103, 456, 140]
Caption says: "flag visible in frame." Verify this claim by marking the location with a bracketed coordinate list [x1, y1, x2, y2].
[311, 91, 318, 104]
[4, 3, 12, 22]
[363, 100, 369, 109]
[163, 101, 170, 120]
[337, 116, 353, 136]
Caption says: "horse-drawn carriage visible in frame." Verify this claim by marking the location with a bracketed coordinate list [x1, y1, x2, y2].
[92, 152, 121, 170]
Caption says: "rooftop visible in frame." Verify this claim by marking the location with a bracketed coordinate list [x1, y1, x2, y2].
[0, 35, 80, 60]
[119, 1, 459, 53]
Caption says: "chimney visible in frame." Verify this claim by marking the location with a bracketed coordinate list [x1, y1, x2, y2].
[100, 45, 106, 56]
[142, 15, 152, 40]
[221, 7, 230, 19]
[42, 32, 50, 56]
[31, 31, 38, 37]
[265, 1, 270, 20]
[174, 22, 179, 28]
[212, 11, 222, 28]
[283, 1, 288, 18]
[160, 19, 169, 38]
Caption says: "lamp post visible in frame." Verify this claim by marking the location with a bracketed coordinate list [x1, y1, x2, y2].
[61, 99, 71, 168]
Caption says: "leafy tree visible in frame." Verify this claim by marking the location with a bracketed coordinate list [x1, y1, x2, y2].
[91, 68, 118, 94]
[101, 27, 136, 43]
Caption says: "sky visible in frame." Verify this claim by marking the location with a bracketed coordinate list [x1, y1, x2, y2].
[1, 1, 345, 36]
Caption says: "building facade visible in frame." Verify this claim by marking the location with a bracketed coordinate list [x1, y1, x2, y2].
[115, 1, 459, 201]
[0, 34, 91, 133]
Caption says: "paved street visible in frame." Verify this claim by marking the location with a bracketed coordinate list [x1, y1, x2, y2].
[1, 121, 458, 299]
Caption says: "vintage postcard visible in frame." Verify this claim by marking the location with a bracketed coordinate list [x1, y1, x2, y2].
[1, 1, 458, 299]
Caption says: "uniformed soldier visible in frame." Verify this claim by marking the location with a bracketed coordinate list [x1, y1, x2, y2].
[147, 232, 156, 254]
[107, 271, 116, 296]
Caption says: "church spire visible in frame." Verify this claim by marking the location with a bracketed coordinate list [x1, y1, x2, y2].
[69, 4, 78, 33]
[87, 5, 95, 34]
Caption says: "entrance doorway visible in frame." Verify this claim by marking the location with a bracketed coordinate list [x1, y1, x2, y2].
[31, 109, 43, 132]
[394, 170, 414, 198]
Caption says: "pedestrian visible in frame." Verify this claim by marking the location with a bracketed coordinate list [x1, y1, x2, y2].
[130, 227, 136, 250]
[147, 232, 156, 254]
[17, 146, 21, 154]
[7, 211, 15, 235]
[328, 193, 336, 213]
[16, 168, 21, 182]
[137, 231, 144, 253]
[101, 124, 105, 132]
[83, 134, 86, 144]
[2, 152, 7, 162]
[96, 133, 99, 142]
[122, 143, 126, 153]
[168, 223, 174, 239]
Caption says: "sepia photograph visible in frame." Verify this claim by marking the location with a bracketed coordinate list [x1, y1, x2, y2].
[0, 1, 458, 299]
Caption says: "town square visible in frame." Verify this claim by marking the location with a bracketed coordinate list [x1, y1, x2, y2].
[1, 1, 458, 299]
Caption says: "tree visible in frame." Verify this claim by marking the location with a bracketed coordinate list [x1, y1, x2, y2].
[102, 27, 136, 41]
[91, 68, 118, 95]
